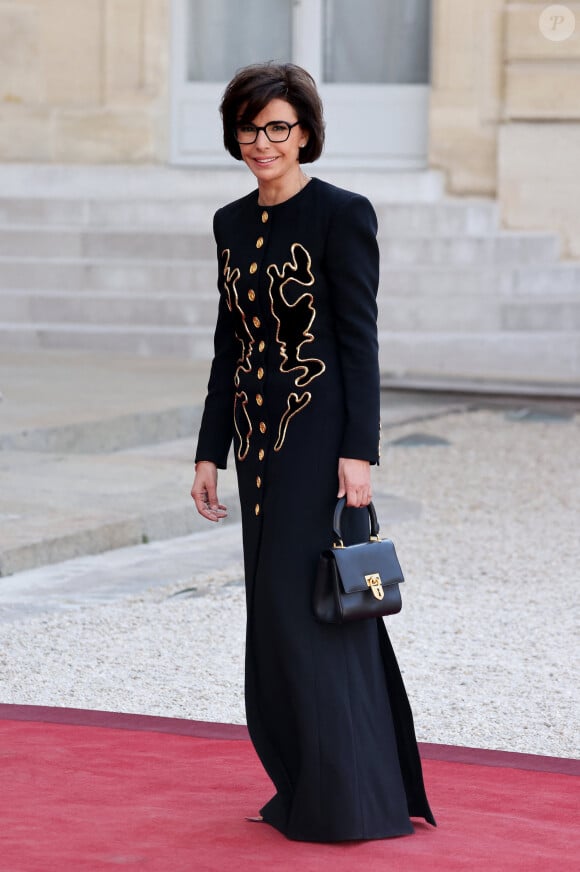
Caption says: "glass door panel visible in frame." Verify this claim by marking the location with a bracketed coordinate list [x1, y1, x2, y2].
[186, 0, 292, 82]
[323, 0, 430, 84]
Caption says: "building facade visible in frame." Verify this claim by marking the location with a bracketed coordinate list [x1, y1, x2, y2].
[0, 0, 579, 255]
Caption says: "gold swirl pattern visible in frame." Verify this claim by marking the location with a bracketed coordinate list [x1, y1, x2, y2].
[268, 243, 326, 451]
[267, 243, 326, 388]
[274, 392, 311, 453]
[222, 249, 254, 387]
[222, 243, 326, 460]
[234, 391, 252, 461]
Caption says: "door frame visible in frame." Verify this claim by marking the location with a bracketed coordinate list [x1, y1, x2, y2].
[169, 0, 430, 169]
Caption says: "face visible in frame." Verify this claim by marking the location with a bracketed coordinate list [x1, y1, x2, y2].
[237, 98, 309, 185]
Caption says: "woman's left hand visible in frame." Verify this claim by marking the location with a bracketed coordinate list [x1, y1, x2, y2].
[337, 457, 372, 508]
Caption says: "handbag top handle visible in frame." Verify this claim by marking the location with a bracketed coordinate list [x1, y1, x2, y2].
[333, 497, 381, 547]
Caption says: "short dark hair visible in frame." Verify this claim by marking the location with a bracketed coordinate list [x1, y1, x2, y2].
[220, 63, 325, 164]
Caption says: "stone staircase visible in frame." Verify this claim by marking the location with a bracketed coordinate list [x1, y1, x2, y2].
[0, 171, 579, 387]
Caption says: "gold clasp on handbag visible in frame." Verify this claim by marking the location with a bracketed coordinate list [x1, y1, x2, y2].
[365, 573, 384, 601]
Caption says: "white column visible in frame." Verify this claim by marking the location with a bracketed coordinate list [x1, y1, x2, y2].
[292, 0, 323, 82]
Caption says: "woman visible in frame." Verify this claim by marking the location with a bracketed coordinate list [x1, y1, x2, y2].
[191, 62, 435, 842]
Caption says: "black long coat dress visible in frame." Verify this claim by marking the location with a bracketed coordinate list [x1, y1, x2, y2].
[195, 177, 435, 842]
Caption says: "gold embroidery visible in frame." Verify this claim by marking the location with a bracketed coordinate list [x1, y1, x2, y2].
[222, 249, 254, 388]
[268, 243, 326, 389]
[223, 243, 327, 459]
[274, 392, 311, 452]
[233, 391, 252, 461]
[267, 243, 326, 452]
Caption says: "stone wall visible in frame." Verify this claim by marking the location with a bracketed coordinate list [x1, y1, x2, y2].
[1, 0, 580, 256]
[0, 0, 170, 161]
[430, 0, 580, 257]
[429, 0, 505, 196]
[500, 1, 580, 258]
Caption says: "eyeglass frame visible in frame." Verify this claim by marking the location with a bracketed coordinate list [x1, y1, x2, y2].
[233, 120, 301, 145]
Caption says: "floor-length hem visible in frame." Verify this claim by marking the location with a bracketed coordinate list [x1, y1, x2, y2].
[259, 800, 417, 843]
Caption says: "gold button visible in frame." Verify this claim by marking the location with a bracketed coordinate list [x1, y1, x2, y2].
[256, 237, 264, 249]
[249, 262, 258, 274]
[255, 503, 260, 516]
[256, 476, 262, 488]
[258, 340, 265, 352]
[258, 449, 265, 461]
[252, 316, 261, 329]
[248, 289, 256, 302]
[257, 367, 264, 379]
[261, 211, 269, 223]
[256, 394, 263, 406]
[259, 421, 266, 434]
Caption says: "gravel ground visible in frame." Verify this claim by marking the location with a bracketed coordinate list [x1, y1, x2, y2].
[1, 408, 578, 759]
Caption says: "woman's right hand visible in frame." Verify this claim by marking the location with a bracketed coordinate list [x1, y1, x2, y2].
[191, 461, 228, 522]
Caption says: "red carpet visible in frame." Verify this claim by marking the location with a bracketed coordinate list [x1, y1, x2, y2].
[0, 705, 578, 872]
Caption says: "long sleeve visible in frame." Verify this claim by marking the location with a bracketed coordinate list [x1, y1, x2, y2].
[194, 220, 237, 468]
[324, 194, 381, 463]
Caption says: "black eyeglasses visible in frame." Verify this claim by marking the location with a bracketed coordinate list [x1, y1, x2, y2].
[234, 121, 300, 144]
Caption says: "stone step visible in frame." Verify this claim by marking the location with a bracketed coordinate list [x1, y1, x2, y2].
[0, 323, 215, 358]
[0, 197, 500, 236]
[0, 290, 219, 328]
[0, 228, 215, 260]
[0, 258, 215, 292]
[376, 200, 499, 237]
[0, 498, 239, 577]
[380, 233, 560, 266]
[0, 351, 211, 452]
[0, 227, 560, 265]
[1, 323, 578, 383]
[381, 297, 580, 333]
[0, 234, 560, 293]
[0, 404, 203, 453]
[0, 165, 447, 205]
[379, 331, 580, 384]
[0, 439, 241, 577]
[380, 373, 580, 399]
[382, 263, 580, 298]
[501, 301, 580, 331]
[0, 198, 217, 230]
[2, 260, 579, 296]
[2, 290, 579, 333]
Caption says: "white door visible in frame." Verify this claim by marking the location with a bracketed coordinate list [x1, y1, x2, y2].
[170, 0, 431, 169]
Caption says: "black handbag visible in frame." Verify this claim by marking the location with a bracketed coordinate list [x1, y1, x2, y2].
[313, 498, 404, 624]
